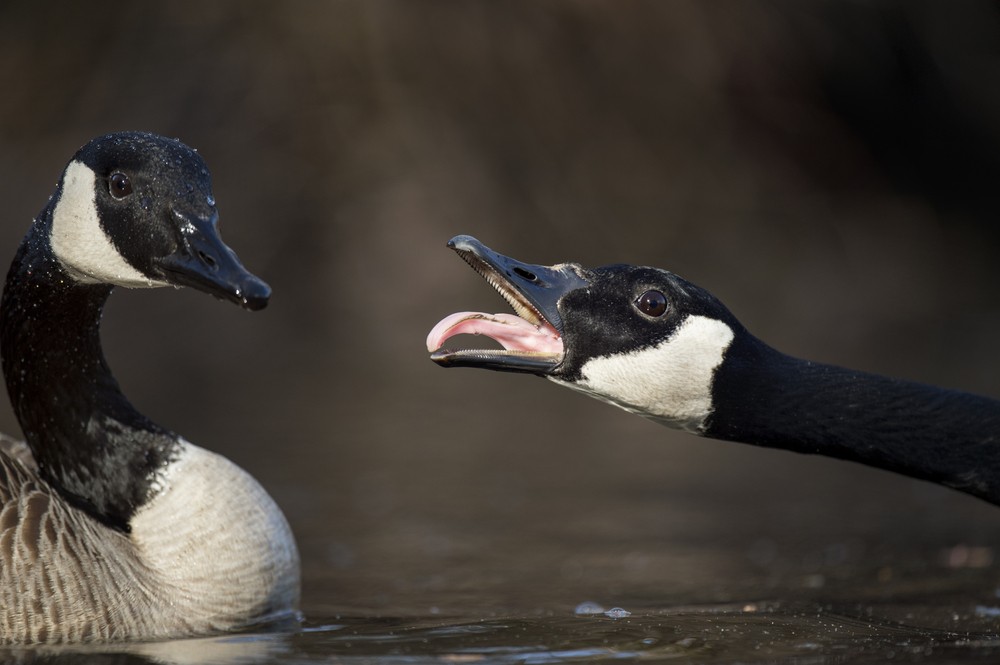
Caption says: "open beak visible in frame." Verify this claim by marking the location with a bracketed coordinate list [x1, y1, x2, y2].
[154, 210, 271, 311]
[427, 235, 590, 374]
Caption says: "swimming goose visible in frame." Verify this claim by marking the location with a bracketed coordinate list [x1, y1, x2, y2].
[427, 235, 1000, 506]
[0, 132, 299, 644]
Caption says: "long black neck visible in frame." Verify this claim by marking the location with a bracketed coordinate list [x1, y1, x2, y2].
[706, 331, 1000, 505]
[0, 214, 179, 532]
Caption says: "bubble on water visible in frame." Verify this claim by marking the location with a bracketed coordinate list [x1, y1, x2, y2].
[573, 601, 604, 616]
[604, 607, 631, 619]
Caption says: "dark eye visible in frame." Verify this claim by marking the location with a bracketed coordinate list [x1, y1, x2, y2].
[109, 172, 133, 199]
[636, 290, 668, 317]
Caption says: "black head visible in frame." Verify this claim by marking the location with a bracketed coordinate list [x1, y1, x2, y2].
[554, 264, 741, 381]
[428, 235, 742, 378]
[49, 131, 270, 310]
[428, 236, 745, 430]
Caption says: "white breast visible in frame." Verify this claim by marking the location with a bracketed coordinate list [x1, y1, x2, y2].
[130, 442, 300, 631]
[551, 314, 734, 432]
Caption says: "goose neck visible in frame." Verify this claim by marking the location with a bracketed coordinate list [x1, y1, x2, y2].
[0, 221, 176, 530]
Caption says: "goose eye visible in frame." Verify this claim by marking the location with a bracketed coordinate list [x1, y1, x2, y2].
[636, 290, 668, 317]
[109, 172, 133, 199]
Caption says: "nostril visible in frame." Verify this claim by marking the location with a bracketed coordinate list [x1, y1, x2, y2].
[197, 250, 217, 269]
[512, 267, 537, 281]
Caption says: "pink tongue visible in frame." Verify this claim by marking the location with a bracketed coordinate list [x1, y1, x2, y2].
[426, 312, 563, 354]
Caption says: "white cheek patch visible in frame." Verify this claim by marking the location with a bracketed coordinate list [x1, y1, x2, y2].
[551, 315, 734, 433]
[49, 160, 167, 288]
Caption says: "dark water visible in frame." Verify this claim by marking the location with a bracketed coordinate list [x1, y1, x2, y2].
[62, 610, 1000, 664]
[6, 602, 1000, 664]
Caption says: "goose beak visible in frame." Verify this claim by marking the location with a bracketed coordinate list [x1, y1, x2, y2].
[427, 235, 590, 374]
[154, 211, 271, 311]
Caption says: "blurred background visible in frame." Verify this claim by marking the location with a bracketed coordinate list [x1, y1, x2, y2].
[2, 0, 1000, 623]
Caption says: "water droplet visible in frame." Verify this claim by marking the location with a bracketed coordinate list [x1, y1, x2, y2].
[574, 601, 604, 616]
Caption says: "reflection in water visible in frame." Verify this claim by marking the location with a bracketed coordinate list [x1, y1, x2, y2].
[3, 606, 1000, 664]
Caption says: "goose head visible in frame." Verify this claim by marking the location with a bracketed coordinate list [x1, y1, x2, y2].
[427, 235, 742, 430]
[47, 131, 270, 310]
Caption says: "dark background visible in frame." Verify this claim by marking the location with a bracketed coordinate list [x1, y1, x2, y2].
[2, 1, 1000, 618]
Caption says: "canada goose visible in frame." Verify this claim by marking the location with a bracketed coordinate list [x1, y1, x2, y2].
[0, 132, 299, 644]
[427, 235, 1000, 506]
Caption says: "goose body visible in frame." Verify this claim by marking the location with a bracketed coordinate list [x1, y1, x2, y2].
[0, 133, 299, 644]
[427, 236, 1000, 505]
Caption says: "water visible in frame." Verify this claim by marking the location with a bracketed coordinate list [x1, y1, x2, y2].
[4, 604, 1000, 664]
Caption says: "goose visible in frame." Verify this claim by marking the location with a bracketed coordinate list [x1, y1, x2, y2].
[0, 132, 299, 644]
[427, 235, 1000, 506]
